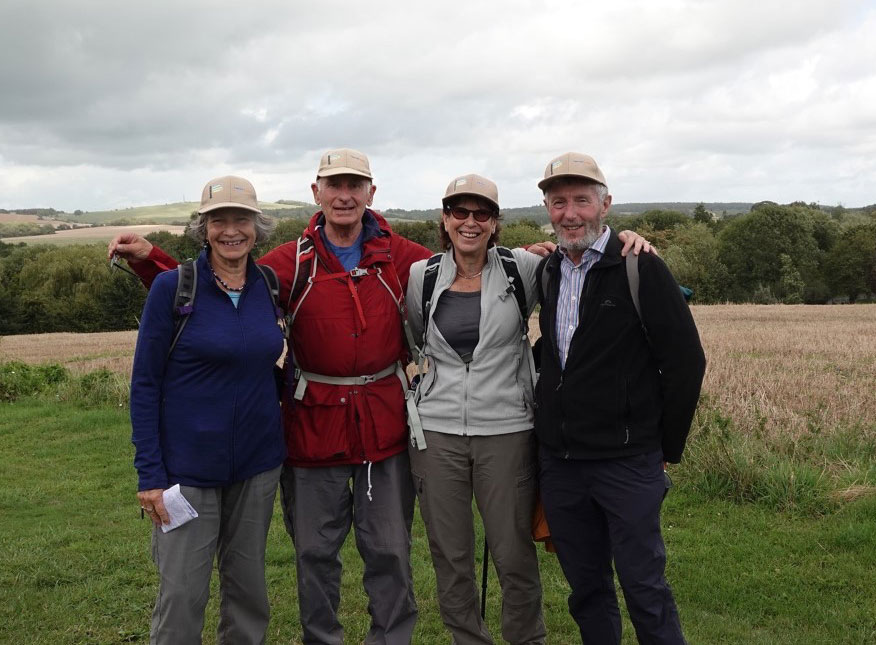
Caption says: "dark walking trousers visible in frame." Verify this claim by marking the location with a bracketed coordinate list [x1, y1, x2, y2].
[279, 453, 417, 645]
[538, 449, 686, 645]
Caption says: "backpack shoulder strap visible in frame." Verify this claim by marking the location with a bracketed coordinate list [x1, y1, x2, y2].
[625, 252, 651, 344]
[407, 253, 443, 392]
[497, 247, 538, 395]
[625, 252, 641, 321]
[288, 236, 314, 307]
[256, 264, 280, 305]
[255, 263, 285, 330]
[536, 255, 550, 306]
[420, 253, 443, 329]
[496, 246, 528, 334]
[169, 260, 197, 358]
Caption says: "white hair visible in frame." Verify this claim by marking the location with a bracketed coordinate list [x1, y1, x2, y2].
[316, 176, 373, 190]
[187, 209, 276, 244]
[543, 177, 609, 202]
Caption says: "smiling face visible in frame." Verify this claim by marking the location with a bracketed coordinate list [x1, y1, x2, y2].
[311, 174, 376, 233]
[544, 179, 612, 263]
[205, 208, 256, 265]
[442, 196, 498, 260]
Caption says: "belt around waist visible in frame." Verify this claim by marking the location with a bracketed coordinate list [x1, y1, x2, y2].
[294, 362, 402, 400]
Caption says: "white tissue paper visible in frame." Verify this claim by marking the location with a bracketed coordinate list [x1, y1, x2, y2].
[160, 483, 199, 533]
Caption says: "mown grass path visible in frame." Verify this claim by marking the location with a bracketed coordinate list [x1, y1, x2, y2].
[1, 400, 874, 643]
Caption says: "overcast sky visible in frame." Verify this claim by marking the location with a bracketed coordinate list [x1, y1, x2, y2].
[1, 0, 874, 212]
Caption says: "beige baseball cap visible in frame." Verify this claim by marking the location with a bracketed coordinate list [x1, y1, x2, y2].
[316, 148, 372, 179]
[198, 176, 261, 214]
[442, 173, 499, 210]
[537, 152, 607, 191]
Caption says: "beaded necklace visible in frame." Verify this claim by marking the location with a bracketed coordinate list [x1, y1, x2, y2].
[208, 261, 245, 292]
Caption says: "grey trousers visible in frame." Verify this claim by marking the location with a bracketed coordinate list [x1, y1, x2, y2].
[280, 452, 418, 645]
[409, 430, 546, 645]
[149, 466, 281, 645]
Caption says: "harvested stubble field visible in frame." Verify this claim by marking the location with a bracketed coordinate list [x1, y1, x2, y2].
[0, 330, 139, 377]
[3, 305, 875, 438]
[692, 304, 875, 440]
[0, 223, 186, 245]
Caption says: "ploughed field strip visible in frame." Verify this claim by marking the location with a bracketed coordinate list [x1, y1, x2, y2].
[0, 330, 139, 376]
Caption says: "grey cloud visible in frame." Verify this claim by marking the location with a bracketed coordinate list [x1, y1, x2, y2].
[1, 0, 874, 210]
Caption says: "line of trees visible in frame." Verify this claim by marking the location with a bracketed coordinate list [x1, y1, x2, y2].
[1, 202, 873, 334]
[609, 201, 876, 304]
[0, 222, 60, 238]
[0, 245, 148, 334]
[0, 208, 65, 217]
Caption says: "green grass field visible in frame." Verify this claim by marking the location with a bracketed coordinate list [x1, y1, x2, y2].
[1, 398, 874, 644]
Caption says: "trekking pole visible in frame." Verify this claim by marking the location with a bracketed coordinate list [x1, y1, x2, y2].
[480, 537, 489, 620]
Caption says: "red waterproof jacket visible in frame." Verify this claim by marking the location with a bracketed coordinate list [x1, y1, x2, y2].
[136, 210, 432, 467]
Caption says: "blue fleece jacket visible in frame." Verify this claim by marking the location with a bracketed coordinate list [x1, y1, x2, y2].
[130, 250, 285, 491]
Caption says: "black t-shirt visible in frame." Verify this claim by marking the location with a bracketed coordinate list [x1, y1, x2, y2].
[433, 290, 481, 362]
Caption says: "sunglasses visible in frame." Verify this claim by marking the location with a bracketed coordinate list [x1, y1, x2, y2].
[445, 206, 496, 222]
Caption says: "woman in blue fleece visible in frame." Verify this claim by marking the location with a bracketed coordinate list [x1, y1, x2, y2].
[130, 176, 285, 644]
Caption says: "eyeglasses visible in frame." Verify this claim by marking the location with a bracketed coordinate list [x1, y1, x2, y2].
[445, 206, 496, 222]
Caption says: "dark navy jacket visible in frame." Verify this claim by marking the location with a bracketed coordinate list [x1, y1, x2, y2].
[535, 231, 706, 463]
[130, 250, 285, 490]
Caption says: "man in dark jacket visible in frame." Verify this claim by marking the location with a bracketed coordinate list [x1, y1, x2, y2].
[534, 152, 706, 644]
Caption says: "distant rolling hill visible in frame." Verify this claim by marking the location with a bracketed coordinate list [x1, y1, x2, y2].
[0, 201, 775, 230]
[73, 200, 311, 225]
[0, 200, 315, 246]
[0, 224, 187, 246]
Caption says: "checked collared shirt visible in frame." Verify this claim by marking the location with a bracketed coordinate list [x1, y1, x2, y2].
[555, 226, 611, 369]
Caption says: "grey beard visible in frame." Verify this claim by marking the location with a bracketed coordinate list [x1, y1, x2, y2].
[554, 222, 603, 254]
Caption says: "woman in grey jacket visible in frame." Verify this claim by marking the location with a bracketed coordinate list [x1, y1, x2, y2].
[406, 174, 545, 645]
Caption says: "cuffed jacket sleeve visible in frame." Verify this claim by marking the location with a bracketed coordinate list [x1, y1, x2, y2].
[130, 246, 181, 288]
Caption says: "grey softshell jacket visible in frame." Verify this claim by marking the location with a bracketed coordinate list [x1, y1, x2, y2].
[406, 246, 540, 436]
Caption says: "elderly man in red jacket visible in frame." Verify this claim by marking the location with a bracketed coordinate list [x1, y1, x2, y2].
[111, 149, 431, 645]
